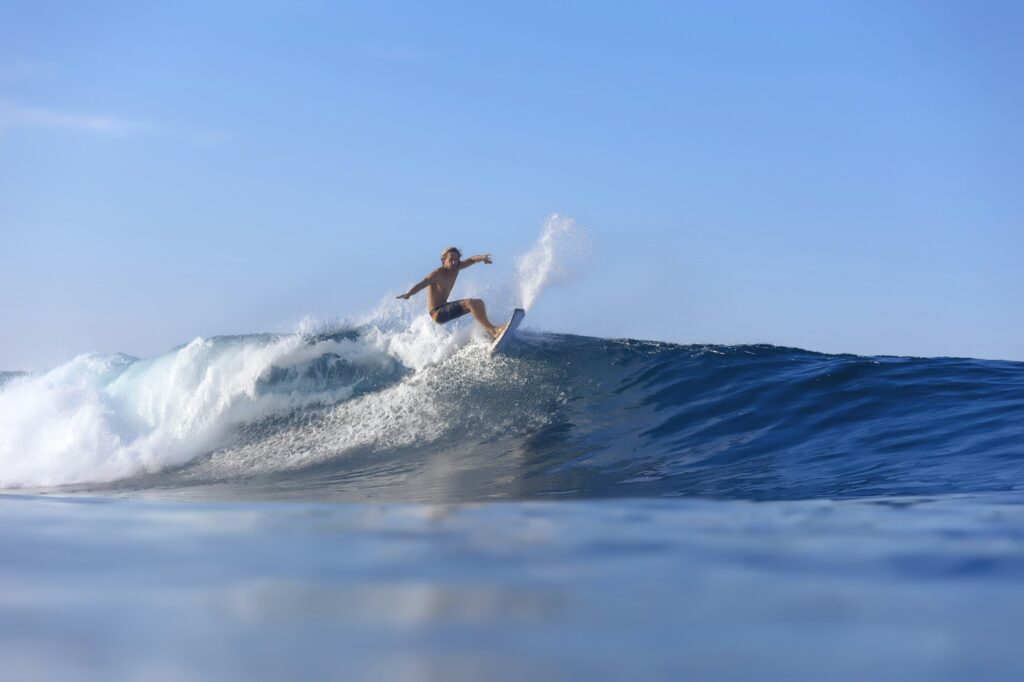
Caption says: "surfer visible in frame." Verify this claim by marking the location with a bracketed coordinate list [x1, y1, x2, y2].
[396, 247, 505, 338]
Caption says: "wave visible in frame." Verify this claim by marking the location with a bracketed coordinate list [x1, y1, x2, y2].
[2, 323, 1021, 502]
[2, 215, 1020, 501]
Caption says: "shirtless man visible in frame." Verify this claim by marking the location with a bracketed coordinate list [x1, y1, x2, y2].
[396, 247, 504, 338]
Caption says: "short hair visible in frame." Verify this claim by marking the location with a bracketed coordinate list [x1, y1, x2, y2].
[440, 246, 462, 261]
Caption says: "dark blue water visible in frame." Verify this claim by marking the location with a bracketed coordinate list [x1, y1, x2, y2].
[67, 334, 1024, 504]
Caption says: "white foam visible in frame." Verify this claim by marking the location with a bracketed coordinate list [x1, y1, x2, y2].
[0, 214, 587, 488]
[0, 332, 409, 488]
[189, 341, 536, 480]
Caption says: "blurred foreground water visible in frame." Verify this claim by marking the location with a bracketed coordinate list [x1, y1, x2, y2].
[2, 493, 1023, 681]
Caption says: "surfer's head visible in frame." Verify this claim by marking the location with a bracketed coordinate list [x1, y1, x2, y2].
[440, 246, 461, 269]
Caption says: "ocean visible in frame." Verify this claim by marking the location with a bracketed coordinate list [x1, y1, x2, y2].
[1, 316, 1022, 681]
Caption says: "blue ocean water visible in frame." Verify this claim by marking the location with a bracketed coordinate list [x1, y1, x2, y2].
[1, 323, 1022, 680]
[5, 331, 1021, 502]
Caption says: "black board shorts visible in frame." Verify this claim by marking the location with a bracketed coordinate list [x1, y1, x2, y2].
[430, 299, 470, 324]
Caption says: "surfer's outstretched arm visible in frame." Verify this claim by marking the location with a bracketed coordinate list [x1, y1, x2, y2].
[396, 276, 431, 300]
[458, 254, 492, 270]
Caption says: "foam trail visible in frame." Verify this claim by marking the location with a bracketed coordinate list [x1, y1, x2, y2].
[517, 214, 589, 311]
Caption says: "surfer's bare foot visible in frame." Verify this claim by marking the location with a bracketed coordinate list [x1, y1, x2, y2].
[490, 324, 507, 340]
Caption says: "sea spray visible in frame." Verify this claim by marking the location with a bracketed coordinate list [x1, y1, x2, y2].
[352, 214, 590, 332]
[517, 214, 590, 311]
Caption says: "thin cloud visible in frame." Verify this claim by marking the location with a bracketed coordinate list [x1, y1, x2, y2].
[0, 99, 227, 144]
[0, 100, 153, 135]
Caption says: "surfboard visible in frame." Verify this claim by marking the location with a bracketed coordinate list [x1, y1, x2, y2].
[490, 308, 525, 355]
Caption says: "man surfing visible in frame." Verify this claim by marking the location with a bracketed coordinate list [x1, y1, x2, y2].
[396, 247, 505, 339]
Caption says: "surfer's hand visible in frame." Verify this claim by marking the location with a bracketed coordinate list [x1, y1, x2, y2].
[482, 254, 493, 264]
[396, 293, 410, 300]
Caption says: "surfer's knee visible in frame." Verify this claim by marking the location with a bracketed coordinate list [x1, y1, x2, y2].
[467, 298, 482, 309]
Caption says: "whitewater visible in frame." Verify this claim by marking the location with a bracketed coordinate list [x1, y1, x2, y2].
[0, 215, 604, 494]
[2, 216, 1023, 681]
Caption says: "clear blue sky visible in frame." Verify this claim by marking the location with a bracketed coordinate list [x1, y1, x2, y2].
[2, 0, 1021, 369]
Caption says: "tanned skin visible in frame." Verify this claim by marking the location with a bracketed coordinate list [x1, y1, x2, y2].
[396, 249, 504, 338]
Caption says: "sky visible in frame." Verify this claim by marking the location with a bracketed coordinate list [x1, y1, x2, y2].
[1, 0, 1021, 369]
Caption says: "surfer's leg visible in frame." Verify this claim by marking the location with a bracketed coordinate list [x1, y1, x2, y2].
[465, 299, 500, 337]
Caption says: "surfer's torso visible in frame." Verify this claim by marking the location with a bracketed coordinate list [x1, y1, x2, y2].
[426, 266, 459, 310]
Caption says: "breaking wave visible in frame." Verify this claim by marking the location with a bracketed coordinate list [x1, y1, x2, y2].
[1, 216, 1021, 501]
[2, 327, 1021, 503]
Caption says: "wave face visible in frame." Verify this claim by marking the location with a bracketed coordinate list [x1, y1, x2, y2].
[2, 324, 1021, 503]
